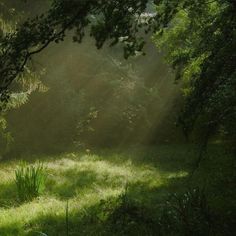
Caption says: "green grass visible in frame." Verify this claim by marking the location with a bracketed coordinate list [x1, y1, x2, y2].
[0, 145, 235, 235]
[15, 162, 46, 202]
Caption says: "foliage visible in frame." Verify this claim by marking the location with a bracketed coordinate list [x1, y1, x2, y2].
[0, 3, 48, 154]
[15, 162, 46, 202]
[153, 0, 236, 143]
[158, 188, 212, 235]
[1, 0, 179, 153]
[6, 36, 178, 153]
[73, 59, 162, 148]
[0, 0, 153, 101]
[0, 0, 235, 145]
[97, 188, 155, 235]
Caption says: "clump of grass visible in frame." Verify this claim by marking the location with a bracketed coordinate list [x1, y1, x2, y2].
[15, 162, 46, 202]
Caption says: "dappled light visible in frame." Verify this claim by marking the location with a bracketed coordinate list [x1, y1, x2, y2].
[0, 144, 234, 235]
[0, 147, 190, 234]
[0, 0, 235, 235]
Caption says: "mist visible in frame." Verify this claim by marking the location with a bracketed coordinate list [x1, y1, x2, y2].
[0, 1, 235, 235]
[5, 33, 182, 155]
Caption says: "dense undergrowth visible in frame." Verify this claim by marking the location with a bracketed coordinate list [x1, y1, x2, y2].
[0, 144, 235, 235]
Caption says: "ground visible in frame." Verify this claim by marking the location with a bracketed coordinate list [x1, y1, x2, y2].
[0, 145, 235, 235]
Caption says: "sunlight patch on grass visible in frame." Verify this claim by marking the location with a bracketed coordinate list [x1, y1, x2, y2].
[0, 165, 15, 183]
[0, 150, 189, 235]
[165, 171, 189, 179]
[0, 197, 63, 230]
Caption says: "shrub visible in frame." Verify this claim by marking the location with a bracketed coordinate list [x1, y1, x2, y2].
[15, 162, 46, 202]
[158, 188, 212, 236]
[98, 190, 155, 235]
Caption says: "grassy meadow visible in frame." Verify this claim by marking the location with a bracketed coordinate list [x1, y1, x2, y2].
[0, 145, 235, 235]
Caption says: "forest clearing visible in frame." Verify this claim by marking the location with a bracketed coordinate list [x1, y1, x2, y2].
[0, 0, 235, 235]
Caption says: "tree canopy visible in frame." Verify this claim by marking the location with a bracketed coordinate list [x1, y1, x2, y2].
[154, 0, 236, 144]
[0, 0, 235, 142]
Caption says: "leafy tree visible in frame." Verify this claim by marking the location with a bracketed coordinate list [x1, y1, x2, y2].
[0, 0, 152, 99]
[0, 0, 235, 146]
[153, 0, 236, 147]
[0, 1, 48, 154]
[8, 40, 176, 152]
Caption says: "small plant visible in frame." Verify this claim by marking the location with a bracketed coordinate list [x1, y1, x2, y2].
[98, 188, 155, 235]
[15, 162, 46, 202]
[158, 187, 212, 236]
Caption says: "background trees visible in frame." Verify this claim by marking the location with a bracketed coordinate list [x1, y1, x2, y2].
[0, 1, 48, 154]
[153, 0, 236, 147]
[6, 35, 180, 153]
[0, 0, 235, 153]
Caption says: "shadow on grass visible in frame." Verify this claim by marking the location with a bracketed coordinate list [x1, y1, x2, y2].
[25, 200, 157, 236]
[92, 144, 196, 173]
[0, 181, 19, 208]
[0, 175, 190, 236]
[125, 175, 190, 207]
[0, 170, 235, 236]
[0, 144, 234, 235]
[27, 175, 236, 236]
[4, 144, 196, 173]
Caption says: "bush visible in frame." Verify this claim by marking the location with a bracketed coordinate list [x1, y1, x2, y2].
[158, 188, 212, 236]
[15, 162, 46, 202]
[97, 191, 155, 235]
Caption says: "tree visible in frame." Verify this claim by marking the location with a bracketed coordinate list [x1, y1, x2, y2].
[0, 0, 152, 98]
[0, 0, 235, 144]
[0, 1, 48, 154]
[153, 0, 236, 147]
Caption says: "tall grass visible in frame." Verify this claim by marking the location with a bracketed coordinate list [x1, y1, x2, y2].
[15, 162, 46, 202]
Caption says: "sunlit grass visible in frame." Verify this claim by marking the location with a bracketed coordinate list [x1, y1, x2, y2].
[0, 145, 233, 235]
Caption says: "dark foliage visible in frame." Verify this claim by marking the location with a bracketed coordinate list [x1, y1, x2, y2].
[0, 0, 235, 144]
[98, 191, 156, 235]
[157, 188, 212, 235]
